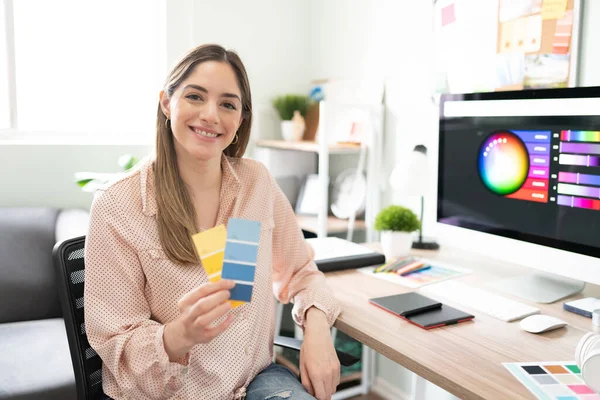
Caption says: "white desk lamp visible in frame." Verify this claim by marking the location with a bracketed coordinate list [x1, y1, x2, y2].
[389, 144, 439, 250]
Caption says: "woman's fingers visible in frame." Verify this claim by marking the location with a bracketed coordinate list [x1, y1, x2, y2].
[193, 300, 232, 330]
[189, 289, 231, 316]
[300, 360, 314, 396]
[178, 279, 235, 310]
[201, 313, 235, 341]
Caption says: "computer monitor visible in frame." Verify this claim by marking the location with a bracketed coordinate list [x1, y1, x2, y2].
[437, 87, 600, 303]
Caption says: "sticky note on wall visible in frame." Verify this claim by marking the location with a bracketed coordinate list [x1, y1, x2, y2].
[221, 218, 261, 303]
[191, 225, 226, 282]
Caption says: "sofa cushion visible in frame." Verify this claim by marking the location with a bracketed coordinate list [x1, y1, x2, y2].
[0, 318, 76, 400]
[0, 208, 60, 323]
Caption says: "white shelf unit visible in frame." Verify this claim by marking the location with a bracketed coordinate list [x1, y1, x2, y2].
[315, 100, 384, 242]
[255, 100, 384, 241]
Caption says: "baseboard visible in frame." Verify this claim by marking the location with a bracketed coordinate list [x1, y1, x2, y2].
[371, 377, 410, 400]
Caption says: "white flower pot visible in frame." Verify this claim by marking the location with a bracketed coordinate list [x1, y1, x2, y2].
[281, 120, 302, 141]
[380, 231, 413, 259]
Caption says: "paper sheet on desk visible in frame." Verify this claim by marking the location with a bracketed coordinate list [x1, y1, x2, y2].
[503, 361, 597, 399]
[308, 237, 375, 261]
[358, 259, 471, 288]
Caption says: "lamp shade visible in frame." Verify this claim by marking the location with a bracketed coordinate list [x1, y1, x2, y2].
[389, 145, 430, 196]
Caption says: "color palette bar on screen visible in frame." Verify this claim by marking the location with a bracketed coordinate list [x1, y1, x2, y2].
[505, 188, 548, 203]
[221, 218, 261, 303]
[557, 195, 600, 210]
[560, 142, 600, 155]
[525, 143, 550, 155]
[558, 172, 600, 186]
[561, 130, 600, 142]
[528, 166, 549, 179]
[521, 178, 548, 190]
[529, 155, 549, 167]
[557, 183, 600, 198]
[511, 130, 551, 143]
[559, 154, 600, 167]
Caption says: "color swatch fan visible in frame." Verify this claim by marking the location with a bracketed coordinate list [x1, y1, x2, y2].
[191, 218, 261, 308]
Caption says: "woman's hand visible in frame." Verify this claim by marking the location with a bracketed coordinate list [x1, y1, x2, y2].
[299, 307, 340, 400]
[164, 279, 236, 361]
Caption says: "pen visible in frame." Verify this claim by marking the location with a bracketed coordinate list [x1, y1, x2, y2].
[394, 261, 425, 275]
[375, 257, 412, 273]
[400, 265, 431, 276]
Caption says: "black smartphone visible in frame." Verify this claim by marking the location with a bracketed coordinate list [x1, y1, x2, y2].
[369, 292, 442, 317]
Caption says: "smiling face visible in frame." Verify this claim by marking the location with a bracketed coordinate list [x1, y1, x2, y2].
[160, 61, 244, 163]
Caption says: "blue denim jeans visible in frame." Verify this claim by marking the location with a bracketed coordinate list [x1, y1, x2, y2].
[245, 363, 316, 400]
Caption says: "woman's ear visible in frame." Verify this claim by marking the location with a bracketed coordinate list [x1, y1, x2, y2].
[159, 90, 170, 119]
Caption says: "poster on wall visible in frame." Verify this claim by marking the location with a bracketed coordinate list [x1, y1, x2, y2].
[433, 0, 580, 93]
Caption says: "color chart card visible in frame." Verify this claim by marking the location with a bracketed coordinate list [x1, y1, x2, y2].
[221, 218, 261, 303]
[191, 225, 226, 282]
[503, 361, 599, 400]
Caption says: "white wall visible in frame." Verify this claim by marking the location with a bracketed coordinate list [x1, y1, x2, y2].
[0, 144, 151, 209]
[175, 0, 316, 150]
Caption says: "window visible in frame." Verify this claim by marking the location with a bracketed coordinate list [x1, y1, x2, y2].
[0, 2, 10, 129]
[2, 0, 166, 141]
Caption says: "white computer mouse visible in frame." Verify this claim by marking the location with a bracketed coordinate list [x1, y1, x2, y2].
[520, 315, 568, 334]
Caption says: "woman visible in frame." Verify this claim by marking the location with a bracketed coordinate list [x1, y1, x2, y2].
[84, 44, 341, 400]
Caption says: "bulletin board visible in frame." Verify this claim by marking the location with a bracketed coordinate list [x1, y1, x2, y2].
[433, 0, 582, 94]
[496, 0, 580, 90]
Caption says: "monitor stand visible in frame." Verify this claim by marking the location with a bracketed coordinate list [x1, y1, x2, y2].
[488, 272, 585, 304]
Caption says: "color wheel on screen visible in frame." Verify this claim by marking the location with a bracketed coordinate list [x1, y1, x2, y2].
[478, 131, 530, 196]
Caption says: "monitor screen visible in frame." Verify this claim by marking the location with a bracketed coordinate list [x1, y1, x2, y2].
[438, 87, 600, 259]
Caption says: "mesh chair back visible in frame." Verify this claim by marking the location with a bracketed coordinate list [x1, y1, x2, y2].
[53, 236, 112, 400]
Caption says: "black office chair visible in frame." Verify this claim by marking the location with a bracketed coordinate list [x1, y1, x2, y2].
[53, 235, 358, 399]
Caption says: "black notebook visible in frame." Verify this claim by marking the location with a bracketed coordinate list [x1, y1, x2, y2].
[369, 292, 442, 317]
[307, 237, 386, 273]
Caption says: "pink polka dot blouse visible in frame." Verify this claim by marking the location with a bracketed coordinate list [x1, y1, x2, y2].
[84, 155, 341, 399]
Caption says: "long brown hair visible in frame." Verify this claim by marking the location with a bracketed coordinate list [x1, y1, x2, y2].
[154, 44, 252, 264]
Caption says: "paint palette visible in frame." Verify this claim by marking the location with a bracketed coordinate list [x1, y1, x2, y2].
[504, 361, 600, 399]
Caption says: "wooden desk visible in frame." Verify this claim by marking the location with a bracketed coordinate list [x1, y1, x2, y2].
[325, 246, 600, 400]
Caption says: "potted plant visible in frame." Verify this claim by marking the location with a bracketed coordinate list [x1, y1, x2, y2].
[75, 154, 139, 192]
[374, 205, 420, 259]
[272, 94, 309, 141]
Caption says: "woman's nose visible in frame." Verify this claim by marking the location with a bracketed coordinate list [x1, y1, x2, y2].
[200, 102, 219, 125]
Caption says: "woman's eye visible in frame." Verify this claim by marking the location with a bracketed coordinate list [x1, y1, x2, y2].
[223, 103, 237, 110]
[186, 94, 202, 101]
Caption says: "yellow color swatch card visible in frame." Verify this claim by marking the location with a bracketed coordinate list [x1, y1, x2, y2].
[192, 225, 226, 282]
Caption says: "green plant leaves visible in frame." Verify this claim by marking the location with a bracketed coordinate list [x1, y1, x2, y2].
[272, 94, 309, 120]
[74, 154, 140, 193]
[374, 205, 420, 232]
[118, 154, 138, 171]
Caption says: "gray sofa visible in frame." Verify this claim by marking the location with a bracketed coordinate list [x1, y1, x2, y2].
[0, 208, 88, 400]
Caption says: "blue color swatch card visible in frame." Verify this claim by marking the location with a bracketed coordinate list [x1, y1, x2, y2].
[221, 218, 261, 302]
